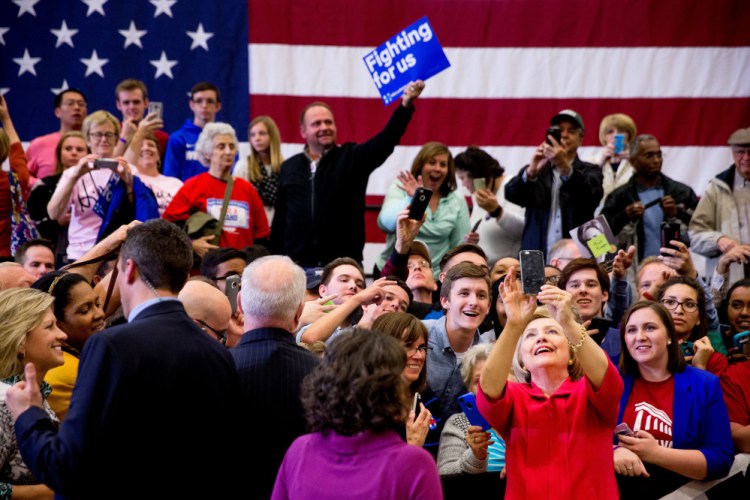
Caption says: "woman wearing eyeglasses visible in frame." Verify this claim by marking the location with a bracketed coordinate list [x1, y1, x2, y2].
[47, 111, 157, 262]
[654, 276, 728, 377]
[372, 312, 438, 455]
[615, 301, 733, 498]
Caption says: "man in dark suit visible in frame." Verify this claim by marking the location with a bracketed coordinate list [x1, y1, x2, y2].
[232, 255, 319, 498]
[6, 219, 246, 499]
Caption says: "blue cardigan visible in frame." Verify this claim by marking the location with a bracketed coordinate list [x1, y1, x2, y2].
[617, 366, 734, 480]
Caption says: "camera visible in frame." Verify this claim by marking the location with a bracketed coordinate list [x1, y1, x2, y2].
[93, 159, 119, 170]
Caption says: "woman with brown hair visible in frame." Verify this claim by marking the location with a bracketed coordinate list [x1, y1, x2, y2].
[272, 328, 441, 499]
[376, 142, 470, 279]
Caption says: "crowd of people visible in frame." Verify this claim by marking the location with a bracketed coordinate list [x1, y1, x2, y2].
[0, 75, 749, 500]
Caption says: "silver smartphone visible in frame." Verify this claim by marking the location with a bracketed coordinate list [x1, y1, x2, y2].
[225, 275, 240, 315]
[519, 250, 546, 295]
[147, 101, 163, 120]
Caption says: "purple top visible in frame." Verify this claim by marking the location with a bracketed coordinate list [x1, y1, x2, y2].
[272, 429, 442, 500]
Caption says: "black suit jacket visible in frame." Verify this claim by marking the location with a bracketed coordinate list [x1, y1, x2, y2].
[14, 300, 248, 500]
[232, 327, 319, 499]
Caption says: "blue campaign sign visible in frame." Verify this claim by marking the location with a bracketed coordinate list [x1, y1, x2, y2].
[363, 17, 451, 105]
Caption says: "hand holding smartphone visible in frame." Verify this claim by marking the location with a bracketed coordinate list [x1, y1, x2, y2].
[545, 126, 562, 146]
[613, 133, 625, 155]
[93, 158, 120, 170]
[408, 187, 432, 220]
[660, 222, 681, 255]
[615, 422, 635, 437]
[472, 178, 486, 191]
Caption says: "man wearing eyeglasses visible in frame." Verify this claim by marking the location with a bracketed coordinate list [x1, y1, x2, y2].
[163, 81, 223, 182]
[25, 88, 88, 182]
[690, 127, 750, 288]
[179, 279, 232, 346]
[601, 134, 698, 265]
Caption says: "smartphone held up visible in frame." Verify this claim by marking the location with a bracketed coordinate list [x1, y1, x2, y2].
[408, 187, 432, 221]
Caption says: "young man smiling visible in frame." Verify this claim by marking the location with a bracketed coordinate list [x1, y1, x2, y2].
[424, 262, 491, 421]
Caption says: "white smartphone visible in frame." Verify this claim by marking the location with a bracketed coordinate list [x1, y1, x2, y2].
[412, 393, 421, 415]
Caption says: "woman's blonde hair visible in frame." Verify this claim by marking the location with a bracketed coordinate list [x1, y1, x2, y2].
[244, 116, 283, 183]
[82, 110, 121, 143]
[511, 307, 583, 383]
[0, 288, 54, 379]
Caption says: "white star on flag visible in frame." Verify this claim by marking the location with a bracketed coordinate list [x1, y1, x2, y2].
[151, 0, 177, 18]
[51, 80, 71, 95]
[150, 51, 177, 79]
[13, 0, 40, 17]
[186, 23, 213, 51]
[13, 48, 41, 76]
[51, 20, 79, 48]
[0, 27, 9, 45]
[118, 21, 147, 49]
[0, 89, 10, 97]
[80, 49, 109, 77]
[82, 0, 108, 17]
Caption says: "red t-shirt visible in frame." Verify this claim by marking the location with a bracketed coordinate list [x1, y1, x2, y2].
[162, 172, 269, 249]
[622, 376, 674, 447]
[721, 360, 750, 426]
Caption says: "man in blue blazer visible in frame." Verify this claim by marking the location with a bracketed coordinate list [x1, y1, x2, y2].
[6, 219, 247, 499]
[232, 255, 320, 498]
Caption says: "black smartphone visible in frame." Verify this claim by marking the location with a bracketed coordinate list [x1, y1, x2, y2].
[680, 341, 694, 358]
[545, 126, 562, 145]
[660, 222, 681, 255]
[225, 275, 240, 315]
[93, 158, 119, 170]
[588, 317, 614, 345]
[519, 249, 546, 295]
[408, 187, 432, 220]
[457, 392, 491, 430]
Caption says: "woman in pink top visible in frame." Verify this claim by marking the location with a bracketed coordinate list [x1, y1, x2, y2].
[477, 269, 623, 499]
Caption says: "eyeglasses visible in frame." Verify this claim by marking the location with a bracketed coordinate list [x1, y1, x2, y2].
[405, 344, 432, 356]
[196, 319, 227, 346]
[407, 260, 431, 271]
[61, 99, 87, 108]
[90, 132, 116, 141]
[660, 298, 698, 313]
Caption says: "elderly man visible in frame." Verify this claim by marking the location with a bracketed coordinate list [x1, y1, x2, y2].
[271, 81, 425, 267]
[5, 219, 247, 499]
[232, 255, 319, 499]
[689, 127, 750, 286]
[601, 134, 698, 265]
[505, 109, 603, 259]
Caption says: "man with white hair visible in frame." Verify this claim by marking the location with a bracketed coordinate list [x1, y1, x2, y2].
[232, 255, 319, 499]
[179, 279, 232, 346]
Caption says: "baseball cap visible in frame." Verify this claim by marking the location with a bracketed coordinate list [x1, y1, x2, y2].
[551, 109, 585, 135]
[728, 127, 750, 146]
[305, 267, 324, 290]
[409, 240, 432, 266]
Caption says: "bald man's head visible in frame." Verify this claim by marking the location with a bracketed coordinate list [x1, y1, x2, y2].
[179, 280, 232, 343]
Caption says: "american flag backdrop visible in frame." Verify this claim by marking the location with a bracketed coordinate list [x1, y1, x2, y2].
[1, 0, 249, 140]
[3, 0, 750, 266]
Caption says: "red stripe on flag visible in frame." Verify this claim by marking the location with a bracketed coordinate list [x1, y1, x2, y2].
[250, 95, 750, 147]
[249, 0, 750, 47]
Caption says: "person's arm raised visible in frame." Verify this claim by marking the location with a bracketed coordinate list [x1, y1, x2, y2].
[480, 268, 536, 399]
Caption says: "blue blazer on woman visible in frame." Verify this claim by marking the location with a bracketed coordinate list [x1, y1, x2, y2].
[617, 366, 734, 480]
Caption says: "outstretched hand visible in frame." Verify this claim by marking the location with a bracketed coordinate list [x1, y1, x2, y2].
[500, 267, 537, 325]
[6, 363, 44, 422]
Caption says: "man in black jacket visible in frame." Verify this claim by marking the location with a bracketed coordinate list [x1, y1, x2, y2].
[601, 134, 698, 262]
[271, 81, 425, 267]
[505, 109, 603, 260]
